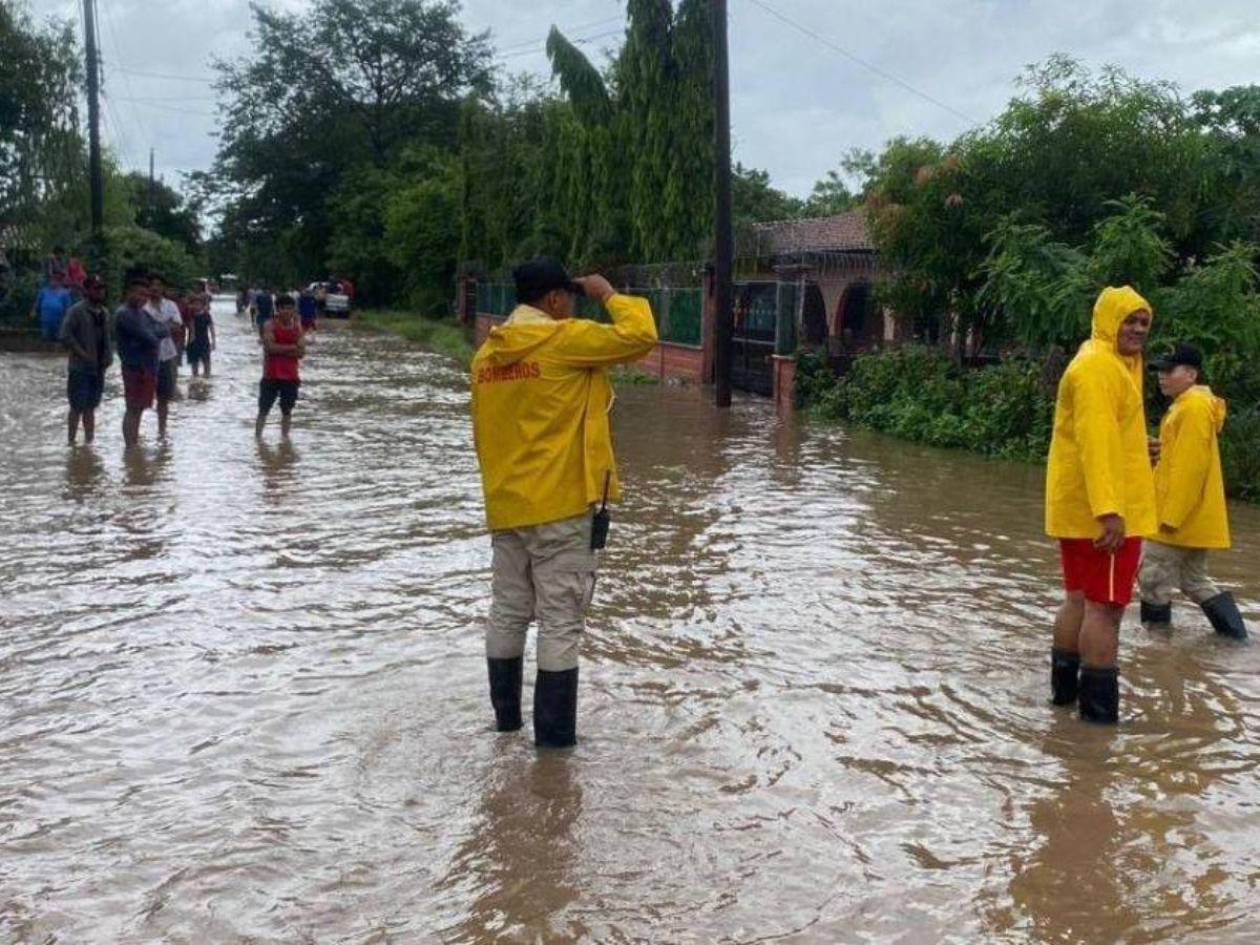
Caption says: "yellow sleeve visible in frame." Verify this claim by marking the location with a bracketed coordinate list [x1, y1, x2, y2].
[1159, 402, 1213, 530]
[1072, 368, 1123, 521]
[548, 294, 658, 367]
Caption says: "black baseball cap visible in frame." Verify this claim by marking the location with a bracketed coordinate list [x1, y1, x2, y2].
[512, 257, 581, 303]
[1150, 342, 1204, 372]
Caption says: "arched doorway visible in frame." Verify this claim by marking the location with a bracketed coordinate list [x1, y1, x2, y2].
[801, 282, 828, 347]
[835, 283, 882, 350]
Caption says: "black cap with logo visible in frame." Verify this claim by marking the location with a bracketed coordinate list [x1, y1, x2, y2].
[1149, 342, 1204, 372]
[512, 257, 581, 304]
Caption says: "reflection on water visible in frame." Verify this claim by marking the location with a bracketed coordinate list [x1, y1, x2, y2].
[1, 298, 1259, 944]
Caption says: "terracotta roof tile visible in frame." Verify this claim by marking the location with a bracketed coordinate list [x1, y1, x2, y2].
[749, 209, 874, 254]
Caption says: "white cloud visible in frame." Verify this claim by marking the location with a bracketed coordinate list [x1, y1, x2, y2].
[26, 0, 1260, 201]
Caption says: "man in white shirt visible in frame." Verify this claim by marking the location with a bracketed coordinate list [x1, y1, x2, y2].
[145, 274, 185, 439]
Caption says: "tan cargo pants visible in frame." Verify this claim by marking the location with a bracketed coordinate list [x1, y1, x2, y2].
[1138, 541, 1221, 606]
[485, 512, 597, 672]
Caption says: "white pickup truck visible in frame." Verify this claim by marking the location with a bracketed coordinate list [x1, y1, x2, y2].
[309, 281, 351, 318]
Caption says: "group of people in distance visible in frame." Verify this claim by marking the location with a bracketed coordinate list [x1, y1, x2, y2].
[1046, 286, 1247, 725]
[43, 263, 306, 449]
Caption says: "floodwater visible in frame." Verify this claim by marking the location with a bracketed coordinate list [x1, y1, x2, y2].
[2, 297, 1260, 945]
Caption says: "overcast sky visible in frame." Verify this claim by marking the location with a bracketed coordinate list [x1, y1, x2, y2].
[29, 0, 1260, 205]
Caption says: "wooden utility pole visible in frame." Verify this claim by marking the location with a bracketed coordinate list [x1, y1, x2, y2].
[147, 148, 155, 226]
[83, 0, 104, 234]
[712, 0, 733, 408]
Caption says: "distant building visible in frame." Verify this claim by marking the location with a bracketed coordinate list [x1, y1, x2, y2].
[746, 209, 894, 352]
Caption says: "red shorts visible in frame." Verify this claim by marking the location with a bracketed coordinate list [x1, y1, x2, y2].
[122, 367, 156, 411]
[1059, 537, 1143, 606]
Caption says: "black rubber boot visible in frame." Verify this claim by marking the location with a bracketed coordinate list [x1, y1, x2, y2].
[1140, 600, 1172, 625]
[1051, 647, 1081, 706]
[1201, 592, 1248, 640]
[487, 657, 523, 732]
[1078, 666, 1119, 724]
[534, 667, 578, 748]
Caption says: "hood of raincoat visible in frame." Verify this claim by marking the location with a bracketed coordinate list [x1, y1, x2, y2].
[1189, 384, 1228, 432]
[477, 304, 561, 368]
[1078, 285, 1152, 391]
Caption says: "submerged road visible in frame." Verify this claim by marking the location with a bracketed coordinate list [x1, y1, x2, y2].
[2, 297, 1259, 943]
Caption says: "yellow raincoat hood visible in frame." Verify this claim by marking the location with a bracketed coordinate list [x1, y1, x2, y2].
[1079, 284, 1150, 389]
[471, 295, 658, 531]
[1045, 286, 1158, 539]
[1153, 384, 1230, 549]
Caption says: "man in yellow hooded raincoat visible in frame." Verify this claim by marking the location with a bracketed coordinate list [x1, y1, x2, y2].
[1138, 343, 1247, 639]
[1045, 285, 1157, 723]
[471, 257, 658, 748]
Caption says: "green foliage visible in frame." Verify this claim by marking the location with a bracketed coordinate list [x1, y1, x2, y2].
[98, 225, 200, 299]
[800, 347, 1055, 463]
[208, 0, 490, 288]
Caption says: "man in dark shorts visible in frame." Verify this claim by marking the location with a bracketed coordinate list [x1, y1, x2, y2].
[298, 288, 317, 332]
[255, 294, 305, 439]
[185, 294, 216, 377]
[1045, 286, 1157, 723]
[114, 274, 169, 448]
[58, 274, 112, 445]
[254, 286, 275, 338]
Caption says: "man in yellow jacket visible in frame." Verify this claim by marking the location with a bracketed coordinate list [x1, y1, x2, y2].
[471, 257, 658, 748]
[1139, 343, 1247, 639]
[1045, 286, 1157, 723]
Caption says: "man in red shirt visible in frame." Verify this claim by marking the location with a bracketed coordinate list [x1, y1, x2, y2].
[255, 294, 305, 439]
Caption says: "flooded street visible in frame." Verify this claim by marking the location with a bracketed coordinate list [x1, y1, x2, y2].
[3, 297, 1260, 944]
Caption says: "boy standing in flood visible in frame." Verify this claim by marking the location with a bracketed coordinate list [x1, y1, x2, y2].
[255, 295, 304, 439]
[185, 294, 216, 377]
[1139, 343, 1247, 639]
[58, 274, 112, 445]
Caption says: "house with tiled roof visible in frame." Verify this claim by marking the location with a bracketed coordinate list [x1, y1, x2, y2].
[744, 208, 893, 352]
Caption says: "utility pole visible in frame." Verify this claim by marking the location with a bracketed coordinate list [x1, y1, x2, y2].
[147, 148, 155, 226]
[711, 0, 734, 408]
[83, 0, 104, 235]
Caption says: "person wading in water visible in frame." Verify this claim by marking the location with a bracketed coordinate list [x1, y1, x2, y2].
[470, 258, 657, 748]
[58, 274, 112, 445]
[1045, 286, 1158, 723]
[115, 274, 170, 449]
[255, 294, 305, 439]
[1138, 343, 1248, 639]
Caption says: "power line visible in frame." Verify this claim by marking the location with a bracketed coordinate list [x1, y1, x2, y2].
[497, 27, 624, 62]
[112, 67, 216, 85]
[495, 14, 623, 54]
[743, 0, 980, 127]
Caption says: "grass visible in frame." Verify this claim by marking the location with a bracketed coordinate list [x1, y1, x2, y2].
[353, 309, 474, 366]
[610, 366, 661, 385]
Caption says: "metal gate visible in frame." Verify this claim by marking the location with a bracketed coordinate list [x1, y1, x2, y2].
[731, 281, 777, 396]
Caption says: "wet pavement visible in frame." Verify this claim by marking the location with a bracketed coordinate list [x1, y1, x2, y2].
[2, 297, 1259, 943]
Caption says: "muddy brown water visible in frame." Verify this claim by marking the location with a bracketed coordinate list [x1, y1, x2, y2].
[2, 297, 1259, 944]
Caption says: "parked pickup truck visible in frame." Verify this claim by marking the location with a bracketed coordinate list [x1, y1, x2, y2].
[309, 281, 351, 318]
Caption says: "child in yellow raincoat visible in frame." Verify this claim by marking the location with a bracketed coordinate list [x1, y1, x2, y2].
[1138, 343, 1247, 639]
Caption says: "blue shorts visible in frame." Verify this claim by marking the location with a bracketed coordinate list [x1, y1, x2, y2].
[41, 319, 61, 342]
[67, 369, 104, 412]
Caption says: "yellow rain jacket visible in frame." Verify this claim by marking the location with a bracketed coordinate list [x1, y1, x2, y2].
[1045, 286, 1157, 539]
[1153, 385, 1230, 549]
[471, 294, 658, 531]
